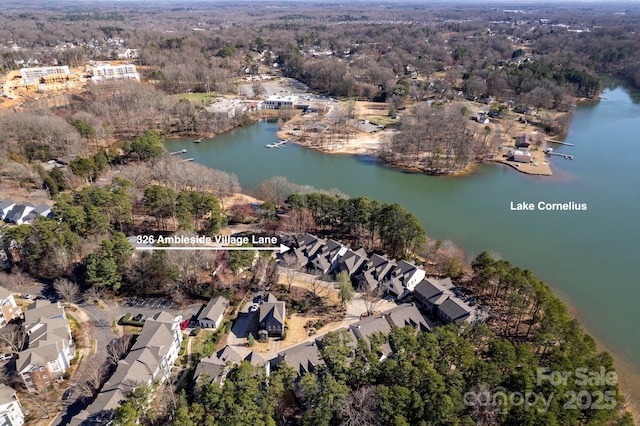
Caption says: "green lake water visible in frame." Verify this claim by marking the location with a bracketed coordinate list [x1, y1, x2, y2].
[164, 83, 640, 380]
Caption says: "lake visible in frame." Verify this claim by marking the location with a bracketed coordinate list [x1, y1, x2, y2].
[164, 83, 640, 389]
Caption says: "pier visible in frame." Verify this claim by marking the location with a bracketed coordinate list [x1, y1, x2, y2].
[547, 139, 574, 146]
[546, 152, 574, 160]
[170, 149, 187, 155]
[179, 157, 195, 162]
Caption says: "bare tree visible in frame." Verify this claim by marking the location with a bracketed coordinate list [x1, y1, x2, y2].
[107, 334, 134, 365]
[281, 253, 300, 292]
[362, 285, 385, 316]
[22, 382, 58, 421]
[85, 286, 104, 302]
[307, 278, 331, 299]
[0, 324, 26, 353]
[340, 385, 382, 426]
[53, 278, 81, 304]
[76, 355, 108, 397]
[280, 208, 316, 241]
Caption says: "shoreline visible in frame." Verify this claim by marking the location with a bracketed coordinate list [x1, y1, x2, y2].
[276, 128, 554, 178]
[549, 286, 640, 421]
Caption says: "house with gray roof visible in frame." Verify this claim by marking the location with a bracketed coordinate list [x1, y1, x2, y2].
[0, 200, 16, 221]
[71, 311, 182, 425]
[194, 345, 269, 385]
[6, 204, 34, 225]
[355, 254, 397, 291]
[273, 340, 324, 375]
[310, 239, 348, 274]
[385, 260, 426, 299]
[23, 204, 53, 223]
[17, 301, 74, 392]
[197, 296, 229, 329]
[413, 277, 455, 316]
[438, 297, 477, 324]
[335, 248, 368, 278]
[259, 294, 286, 337]
[0, 384, 24, 426]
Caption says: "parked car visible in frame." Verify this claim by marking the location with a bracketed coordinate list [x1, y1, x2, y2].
[249, 303, 259, 313]
[0, 353, 12, 362]
[180, 320, 190, 330]
[253, 295, 263, 304]
[20, 294, 32, 299]
[132, 314, 145, 322]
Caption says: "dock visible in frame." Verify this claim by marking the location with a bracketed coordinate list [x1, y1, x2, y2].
[179, 157, 195, 162]
[265, 140, 287, 149]
[547, 139, 574, 146]
[194, 137, 204, 143]
[546, 152, 574, 160]
[170, 149, 187, 155]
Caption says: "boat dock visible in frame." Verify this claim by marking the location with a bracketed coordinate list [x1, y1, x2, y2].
[546, 152, 574, 160]
[179, 157, 195, 162]
[170, 149, 187, 155]
[265, 140, 287, 149]
[547, 139, 574, 146]
[194, 137, 204, 143]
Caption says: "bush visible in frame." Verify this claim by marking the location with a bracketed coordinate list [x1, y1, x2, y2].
[120, 313, 144, 327]
[192, 326, 202, 336]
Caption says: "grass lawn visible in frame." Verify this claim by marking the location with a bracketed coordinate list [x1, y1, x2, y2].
[171, 92, 218, 103]
[367, 115, 401, 126]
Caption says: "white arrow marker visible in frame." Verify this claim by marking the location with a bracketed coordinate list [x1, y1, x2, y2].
[135, 244, 291, 254]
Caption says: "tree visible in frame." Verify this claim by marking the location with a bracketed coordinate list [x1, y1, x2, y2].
[252, 82, 265, 98]
[280, 208, 315, 240]
[125, 130, 164, 161]
[77, 355, 108, 397]
[337, 271, 354, 306]
[0, 324, 26, 353]
[254, 176, 298, 207]
[53, 278, 81, 304]
[363, 285, 385, 316]
[107, 334, 134, 365]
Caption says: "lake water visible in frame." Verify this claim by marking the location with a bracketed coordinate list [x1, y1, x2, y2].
[164, 83, 640, 384]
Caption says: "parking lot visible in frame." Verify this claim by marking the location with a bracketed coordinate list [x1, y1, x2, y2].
[124, 296, 178, 310]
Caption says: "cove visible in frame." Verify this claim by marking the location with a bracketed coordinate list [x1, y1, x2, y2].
[164, 84, 640, 386]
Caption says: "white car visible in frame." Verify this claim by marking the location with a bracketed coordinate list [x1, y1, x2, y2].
[249, 303, 259, 313]
[0, 353, 12, 362]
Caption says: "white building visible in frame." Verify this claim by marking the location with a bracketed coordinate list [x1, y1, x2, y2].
[20, 66, 70, 86]
[16, 301, 75, 392]
[262, 95, 297, 110]
[71, 312, 183, 425]
[0, 384, 24, 426]
[91, 64, 140, 81]
[0, 287, 21, 329]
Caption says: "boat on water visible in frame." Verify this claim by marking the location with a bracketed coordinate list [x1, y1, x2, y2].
[194, 137, 204, 143]
[265, 143, 277, 148]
